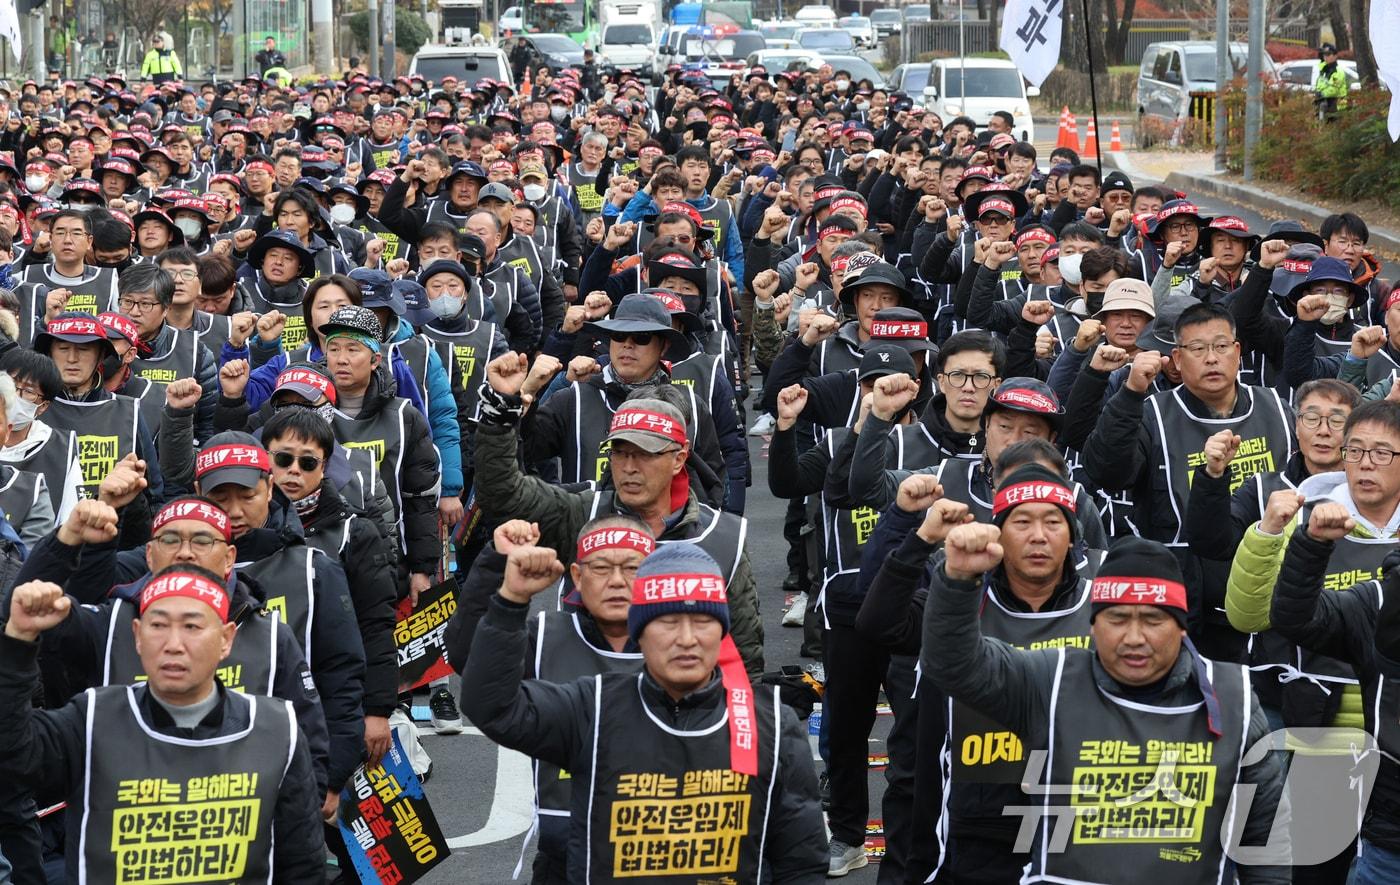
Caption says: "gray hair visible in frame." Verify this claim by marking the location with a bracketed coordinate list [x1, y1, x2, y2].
[582, 131, 609, 150]
[118, 263, 176, 307]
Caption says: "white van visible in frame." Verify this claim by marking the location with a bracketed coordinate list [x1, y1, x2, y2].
[926, 58, 1037, 143]
[793, 5, 838, 26]
[408, 45, 512, 84]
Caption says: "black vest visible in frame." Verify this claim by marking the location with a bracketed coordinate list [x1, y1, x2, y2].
[948, 582, 1093, 797]
[44, 395, 140, 500]
[332, 399, 412, 525]
[240, 278, 309, 352]
[425, 199, 471, 237]
[78, 685, 292, 884]
[20, 264, 117, 336]
[7, 425, 78, 515]
[356, 216, 411, 265]
[1143, 386, 1293, 544]
[1025, 652, 1248, 884]
[193, 311, 234, 357]
[240, 547, 317, 655]
[401, 321, 497, 424]
[562, 381, 704, 485]
[533, 612, 643, 820]
[816, 429, 879, 627]
[0, 464, 40, 538]
[581, 673, 779, 883]
[567, 163, 604, 218]
[692, 198, 732, 259]
[102, 598, 278, 695]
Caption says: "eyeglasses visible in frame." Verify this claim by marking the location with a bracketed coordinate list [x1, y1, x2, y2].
[580, 560, 641, 579]
[117, 297, 162, 313]
[609, 445, 681, 463]
[1164, 220, 1199, 235]
[270, 450, 325, 472]
[609, 332, 654, 346]
[1178, 339, 1236, 359]
[1342, 445, 1397, 466]
[13, 383, 45, 404]
[164, 268, 198, 281]
[942, 370, 995, 389]
[1298, 410, 1348, 431]
[151, 531, 225, 553]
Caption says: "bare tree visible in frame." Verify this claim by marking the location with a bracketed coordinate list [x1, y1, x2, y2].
[1349, 0, 1376, 85]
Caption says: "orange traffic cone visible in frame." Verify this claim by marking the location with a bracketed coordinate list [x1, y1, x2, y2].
[1083, 118, 1099, 157]
[1108, 120, 1123, 151]
[1055, 106, 1071, 149]
[1065, 113, 1081, 152]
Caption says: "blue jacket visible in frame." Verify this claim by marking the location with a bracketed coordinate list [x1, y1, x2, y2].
[687, 194, 745, 286]
[386, 316, 464, 497]
[223, 338, 430, 432]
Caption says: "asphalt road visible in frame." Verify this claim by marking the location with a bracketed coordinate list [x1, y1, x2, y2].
[355, 183, 1394, 884]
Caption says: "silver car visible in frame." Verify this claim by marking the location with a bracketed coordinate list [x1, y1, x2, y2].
[1136, 41, 1277, 145]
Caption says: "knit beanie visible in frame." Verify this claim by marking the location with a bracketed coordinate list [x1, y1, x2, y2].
[1088, 536, 1189, 630]
[992, 463, 1079, 542]
[627, 543, 730, 644]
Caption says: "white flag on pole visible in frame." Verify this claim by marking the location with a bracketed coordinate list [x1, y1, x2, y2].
[1374, 0, 1400, 140]
[0, 0, 21, 64]
[999, 0, 1063, 87]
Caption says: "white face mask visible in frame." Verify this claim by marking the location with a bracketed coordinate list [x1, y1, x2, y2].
[522, 183, 547, 202]
[329, 203, 357, 224]
[856, 101, 871, 112]
[1058, 252, 1084, 286]
[1321, 291, 1351, 325]
[835, 79, 851, 91]
[7, 396, 37, 431]
[24, 175, 46, 193]
[429, 293, 465, 320]
[550, 106, 567, 122]
[175, 217, 204, 239]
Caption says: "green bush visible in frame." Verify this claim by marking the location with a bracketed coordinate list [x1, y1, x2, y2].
[348, 8, 434, 58]
[1236, 87, 1400, 213]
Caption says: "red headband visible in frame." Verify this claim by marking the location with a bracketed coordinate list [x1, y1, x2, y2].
[275, 367, 337, 404]
[831, 257, 850, 275]
[977, 198, 1015, 219]
[577, 527, 655, 562]
[819, 223, 851, 242]
[633, 572, 728, 605]
[640, 145, 663, 158]
[829, 197, 867, 217]
[994, 388, 1059, 413]
[1384, 289, 1400, 313]
[139, 572, 231, 623]
[46, 317, 103, 338]
[814, 186, 844, 202]
[195, 444, 271, 478]
[871, 320, 928, 339]
[1281, 258, 1314, 275]
[650, 291, 687, 314]
[152, 500, 232, 541]
[1016, 228, 1057, 248]
[244, 160, 273, 174]
[993, 481, 1077, 517]
[610, 409, 688, 447]
[1089, 576, 1188, 612]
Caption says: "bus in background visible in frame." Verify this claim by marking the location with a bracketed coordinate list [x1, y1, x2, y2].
[525, 0, 600, 46]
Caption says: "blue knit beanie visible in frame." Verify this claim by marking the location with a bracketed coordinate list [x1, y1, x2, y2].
[627, 543, 730, 643]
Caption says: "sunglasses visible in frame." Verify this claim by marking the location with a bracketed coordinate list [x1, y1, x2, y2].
[270, 450, 325, 472]
[609, 332, 654, 346]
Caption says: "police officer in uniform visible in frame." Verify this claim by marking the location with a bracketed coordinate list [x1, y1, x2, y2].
[0, 571, 325, 883]
[927, 532, 1288, 884]
[462, 542, 828, 883]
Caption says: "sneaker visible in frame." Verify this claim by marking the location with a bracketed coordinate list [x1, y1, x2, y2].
[429, 687, 464, 735]
[782, 592, 807, 627]
[747, 412, 776, 436]
[827, 839, 868, 877]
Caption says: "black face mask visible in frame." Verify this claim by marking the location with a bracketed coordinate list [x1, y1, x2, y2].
[95, 255, 133, 271]
[99, 351, 125, 384]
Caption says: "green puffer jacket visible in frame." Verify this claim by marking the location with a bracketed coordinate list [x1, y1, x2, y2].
[474, 420, 765, 680]
[1226, 472, 1399, 730]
